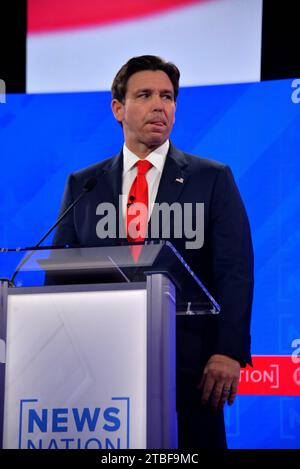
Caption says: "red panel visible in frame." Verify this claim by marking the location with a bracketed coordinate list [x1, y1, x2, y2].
[28, 0, 209, 33]
[238, 356, 300, 396]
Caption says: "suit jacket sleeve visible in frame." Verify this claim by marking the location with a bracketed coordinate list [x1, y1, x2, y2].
[210, 164, 254, 366]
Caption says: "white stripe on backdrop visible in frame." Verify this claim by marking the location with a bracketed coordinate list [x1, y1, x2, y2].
[27, 0, 263, 93]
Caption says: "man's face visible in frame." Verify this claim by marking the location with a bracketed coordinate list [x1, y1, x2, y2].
[112, 70, 176, 157]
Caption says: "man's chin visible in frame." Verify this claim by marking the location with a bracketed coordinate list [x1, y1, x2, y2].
[146, 134, 168, 147]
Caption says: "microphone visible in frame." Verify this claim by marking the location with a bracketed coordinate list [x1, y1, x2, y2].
[83, 177, 97, 193]
[127, 195, 135, 207]
[10, 177, 98, 285]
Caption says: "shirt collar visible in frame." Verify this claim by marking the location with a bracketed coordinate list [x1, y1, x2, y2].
[123, 140, 169, 173]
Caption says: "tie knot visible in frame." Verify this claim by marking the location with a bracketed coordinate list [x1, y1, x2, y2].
[136, 159, 152, 175]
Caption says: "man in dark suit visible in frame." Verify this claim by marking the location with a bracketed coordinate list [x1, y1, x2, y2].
[53, 55, 254, 449]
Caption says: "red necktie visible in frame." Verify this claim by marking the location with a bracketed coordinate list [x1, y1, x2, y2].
[126, 159, 152, 261]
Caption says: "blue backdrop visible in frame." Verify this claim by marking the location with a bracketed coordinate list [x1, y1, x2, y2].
[1, 78, 300, 448]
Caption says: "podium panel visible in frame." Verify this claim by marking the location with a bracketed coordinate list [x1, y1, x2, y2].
[0, 242, 219, 449]
[3, 284, 147, 449]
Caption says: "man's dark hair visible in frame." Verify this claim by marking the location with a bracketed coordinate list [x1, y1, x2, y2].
[111, 55, 180, 102]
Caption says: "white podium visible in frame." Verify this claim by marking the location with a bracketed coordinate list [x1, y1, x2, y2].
[0, 242, 219, 449]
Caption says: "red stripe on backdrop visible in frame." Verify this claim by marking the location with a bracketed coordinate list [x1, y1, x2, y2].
[28, 0, 209, 33]
[238, 356, 300, 396]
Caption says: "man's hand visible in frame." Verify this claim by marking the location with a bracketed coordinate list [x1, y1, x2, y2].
[197, 354, 240, 410]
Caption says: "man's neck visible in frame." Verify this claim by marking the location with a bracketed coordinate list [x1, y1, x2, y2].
[124, 140, 167, 159]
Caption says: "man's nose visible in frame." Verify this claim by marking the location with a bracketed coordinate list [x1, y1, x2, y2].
[151, 94, 164, 111]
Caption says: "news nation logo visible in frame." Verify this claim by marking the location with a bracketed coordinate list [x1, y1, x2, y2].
[240, 363, 279, 391]
[239, 355, 300, 396]
[17, 398, 130, 449]
[293, 367, 300, 386]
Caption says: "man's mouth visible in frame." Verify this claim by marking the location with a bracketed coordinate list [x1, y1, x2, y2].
[148, 120, 166, 127]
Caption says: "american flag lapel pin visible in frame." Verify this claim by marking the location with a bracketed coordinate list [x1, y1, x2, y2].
[175, 177, 184, 184]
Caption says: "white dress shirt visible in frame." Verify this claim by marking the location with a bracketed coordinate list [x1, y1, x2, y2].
[122, 140, 169, 224]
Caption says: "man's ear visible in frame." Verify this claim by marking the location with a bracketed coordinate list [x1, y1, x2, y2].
[111, 99, 124, 123]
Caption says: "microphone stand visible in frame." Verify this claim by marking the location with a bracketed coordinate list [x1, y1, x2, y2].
[10, 178, 97, 286]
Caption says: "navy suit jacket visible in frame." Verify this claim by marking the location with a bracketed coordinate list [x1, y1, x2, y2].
[53, 143, 254, 406]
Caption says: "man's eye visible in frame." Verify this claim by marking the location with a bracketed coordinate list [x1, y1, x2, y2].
[138, 93, 149, 98]
[162, 94, 173, 100]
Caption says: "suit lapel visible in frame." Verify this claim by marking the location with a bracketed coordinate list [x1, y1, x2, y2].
[100, 144, 189, 207]
[154, 144, 189, 206]
[97, 145, 190, 242]
[100, 150, 123, 204]
[147, 144, 190, 240]
[97, 150, 124, 242]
